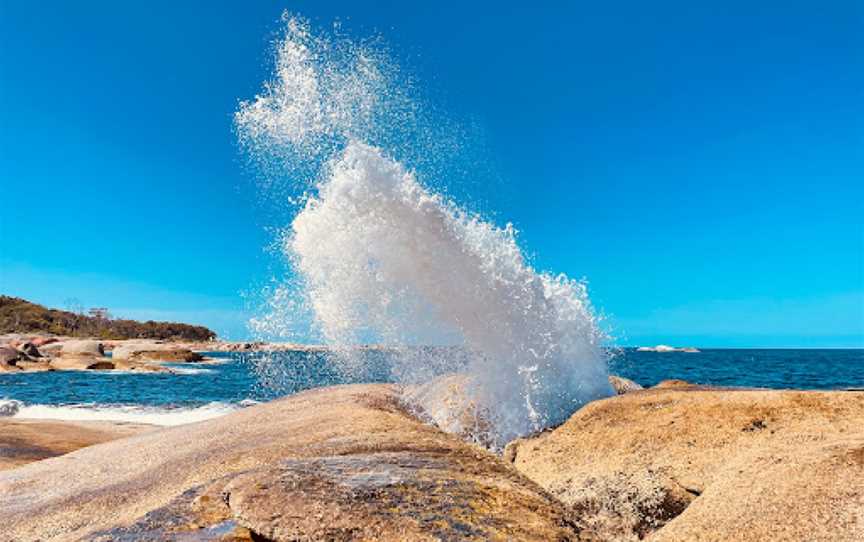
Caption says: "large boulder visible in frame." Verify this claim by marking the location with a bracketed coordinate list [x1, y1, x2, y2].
[0, 384, 577, 541]
[30, 337, 58, 347]
[35, 342, 64, 356]
[49, 354, 168, 373]
[49, 357, 120, 371]
[50, 340, 113, 371]
[506, 386, 864, 541]
[111, 342, 203, 362]
[608, 374, 643, 394]
[17, 342, 41, 358]
[1, 345, 52, 372]
[0, 346, 19, 365]
[0, 346, 20, 371]
[60, 340, 104, 357]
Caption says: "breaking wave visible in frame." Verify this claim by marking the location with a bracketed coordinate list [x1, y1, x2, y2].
[238, 14, 612, 447]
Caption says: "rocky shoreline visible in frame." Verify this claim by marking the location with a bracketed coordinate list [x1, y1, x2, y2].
[0, 337, 212, 373]
[0, 335, 451, 373]
[0, 335, 316, 374]
[0, 377, 861, 541]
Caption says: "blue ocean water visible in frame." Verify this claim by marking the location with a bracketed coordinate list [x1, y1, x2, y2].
[608, 348, 863, 390]
[0, 349, 861, 421]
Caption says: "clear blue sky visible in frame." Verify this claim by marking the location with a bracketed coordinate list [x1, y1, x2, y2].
[1, 1, 862, 346]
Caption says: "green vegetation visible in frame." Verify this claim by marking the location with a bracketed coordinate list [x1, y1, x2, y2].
[0, 296, 217, 341]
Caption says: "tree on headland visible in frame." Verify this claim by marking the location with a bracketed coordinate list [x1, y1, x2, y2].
[63, 298, 84, 315]
[62, 298, 85, 334]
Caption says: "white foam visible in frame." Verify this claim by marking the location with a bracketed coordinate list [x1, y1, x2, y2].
[166, 366, 216, 375]
[5, 401, 240, 426]
[238, 14, 613, 447]
[290, 143, 612, 445]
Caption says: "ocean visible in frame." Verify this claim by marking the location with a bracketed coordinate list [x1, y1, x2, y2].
[1, 348, 860, 426]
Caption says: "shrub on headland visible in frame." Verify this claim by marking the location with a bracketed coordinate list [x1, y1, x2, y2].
[0, 296, 216, 341]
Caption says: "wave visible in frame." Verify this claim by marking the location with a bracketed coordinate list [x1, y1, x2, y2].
[0, 399, 243, 426]
[237, 14, 613, 448]
[166, 366, 216, 375]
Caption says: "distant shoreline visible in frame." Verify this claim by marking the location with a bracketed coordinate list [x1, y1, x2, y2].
[4, 334, 860, 353]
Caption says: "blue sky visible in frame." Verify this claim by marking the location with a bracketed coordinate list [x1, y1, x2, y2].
[1, 1, 862, 346]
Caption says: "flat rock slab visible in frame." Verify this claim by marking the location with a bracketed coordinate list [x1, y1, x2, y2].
[0, 384, 576, 541]
[0, 419, 154, 470]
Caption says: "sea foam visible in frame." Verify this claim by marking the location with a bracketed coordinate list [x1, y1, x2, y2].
[237, 14, 613, 447]
[0, 399, 241, 426]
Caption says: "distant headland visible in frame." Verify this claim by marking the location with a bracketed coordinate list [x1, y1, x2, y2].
[0, 296, 216, 342]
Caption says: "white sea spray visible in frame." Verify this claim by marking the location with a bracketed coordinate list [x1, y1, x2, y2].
[237, 14, 613, 447]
